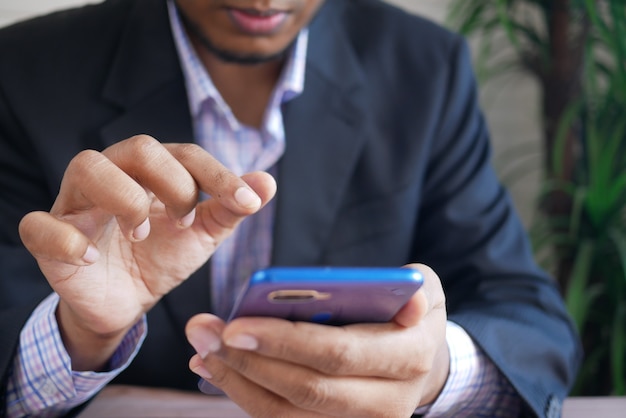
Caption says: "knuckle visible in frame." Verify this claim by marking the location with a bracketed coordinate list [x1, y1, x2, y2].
[128, 135, 167, 168]
[128, 134, 159, 151]
[204, 360, 230, 387]
[18, 211, 44, 248]
[318, 338, 353, 374]
[75, 148, 102, 162]
[289, 323, 354, 375]
[223, 350, 254, 376]
[404, 357, 430, 379]
[290, 375, 333, 410]
[101, 135, 163, 170]
[18, 212, 36, 238]
[168, 144, 238, 199]
[67, 149, 103, 176]
[401, 345, 435, 379]
[206, 371, 229, 388]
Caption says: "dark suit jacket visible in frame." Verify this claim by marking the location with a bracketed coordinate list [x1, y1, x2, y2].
[0, 0, 580, 417]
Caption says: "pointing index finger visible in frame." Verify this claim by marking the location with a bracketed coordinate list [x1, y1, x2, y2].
[164, 143, 263, 213]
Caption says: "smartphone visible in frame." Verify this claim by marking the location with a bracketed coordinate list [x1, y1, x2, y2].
[228, 266, 423, 325]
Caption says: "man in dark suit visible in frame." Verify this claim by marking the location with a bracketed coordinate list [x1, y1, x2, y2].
[0, 0, 580, 417]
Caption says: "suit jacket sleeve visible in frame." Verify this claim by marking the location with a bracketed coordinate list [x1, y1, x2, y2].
[0, 60, 60, 416]
[410, 38, 581, 417]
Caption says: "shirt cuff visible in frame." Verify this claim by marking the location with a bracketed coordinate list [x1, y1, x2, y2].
[417, 321, 521, 417]
[6, 293, 146, 418]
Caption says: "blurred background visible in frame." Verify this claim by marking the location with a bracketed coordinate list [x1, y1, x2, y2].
[1, 0, 623, 397]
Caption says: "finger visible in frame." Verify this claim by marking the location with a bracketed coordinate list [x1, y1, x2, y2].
[165, 143, 275, 214]
[102, 136, 199, 221]
[52, 148, 153, 240]
[19, 211, 99, 265]
[199, 348, 417, 417]
[393, 289, 428, 328]
[186, 314, 324, 417]
[403, 264, 446, 315]
[221, 318, 425, 380]
[241, 171, 277, 207]
[187, 315, 421, 417]
[194, 171, 276, 243]
[189, 354, 326, 418]
[186, 315, 350, 417]
[186, 313, 226, 358]
[393, 264, 444, 328]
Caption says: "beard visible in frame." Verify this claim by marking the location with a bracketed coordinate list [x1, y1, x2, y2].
[177, 8, 292, 65]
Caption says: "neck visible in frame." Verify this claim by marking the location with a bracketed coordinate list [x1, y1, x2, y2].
[191, 39, 285, 129]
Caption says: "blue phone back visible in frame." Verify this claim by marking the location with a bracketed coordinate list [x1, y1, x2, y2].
[229, 267, 423, 325]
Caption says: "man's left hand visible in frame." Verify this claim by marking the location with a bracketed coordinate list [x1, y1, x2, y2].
[186, 264, 449, 418]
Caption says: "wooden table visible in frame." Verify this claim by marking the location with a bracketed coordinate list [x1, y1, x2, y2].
[562, 396, 626, 418]
[79, 385, 626, 417]
[79, 386, 248, 418]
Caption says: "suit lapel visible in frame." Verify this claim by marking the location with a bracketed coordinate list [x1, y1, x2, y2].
[99, 0, 193, 146]
[272, 2, 369, 265]
[97, 0, 211, 327]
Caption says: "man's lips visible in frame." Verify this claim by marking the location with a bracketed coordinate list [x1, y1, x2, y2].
[227, 8, 289, 35]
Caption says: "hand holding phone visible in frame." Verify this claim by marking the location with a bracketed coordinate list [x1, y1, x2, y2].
[228, 266, 423, 325]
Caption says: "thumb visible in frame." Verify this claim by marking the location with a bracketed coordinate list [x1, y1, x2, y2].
[394, 287, 428, 328]
[393, 264, 444, 328]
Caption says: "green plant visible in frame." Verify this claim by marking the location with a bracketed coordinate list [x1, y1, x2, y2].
[448, 0, 626, 396]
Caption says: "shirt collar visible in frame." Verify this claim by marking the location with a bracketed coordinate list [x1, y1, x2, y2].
[167, 0, 307, 125]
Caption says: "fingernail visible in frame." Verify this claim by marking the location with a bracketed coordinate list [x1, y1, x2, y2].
[234, 187, 261, 209]
[191, 364, 213, 380]
[225, 334, 258, 351]
[82, 245, 100, 264]
[132, 218, 150, 241]
[187, 327, 221, 358]
[178, 208, 196, 228]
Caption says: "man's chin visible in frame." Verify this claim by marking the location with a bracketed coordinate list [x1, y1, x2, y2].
[206, 45, 288, 65]
[177, 7, 291, 65]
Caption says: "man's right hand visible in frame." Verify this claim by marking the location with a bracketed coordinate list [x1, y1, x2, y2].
[18, 135, 276, 371]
